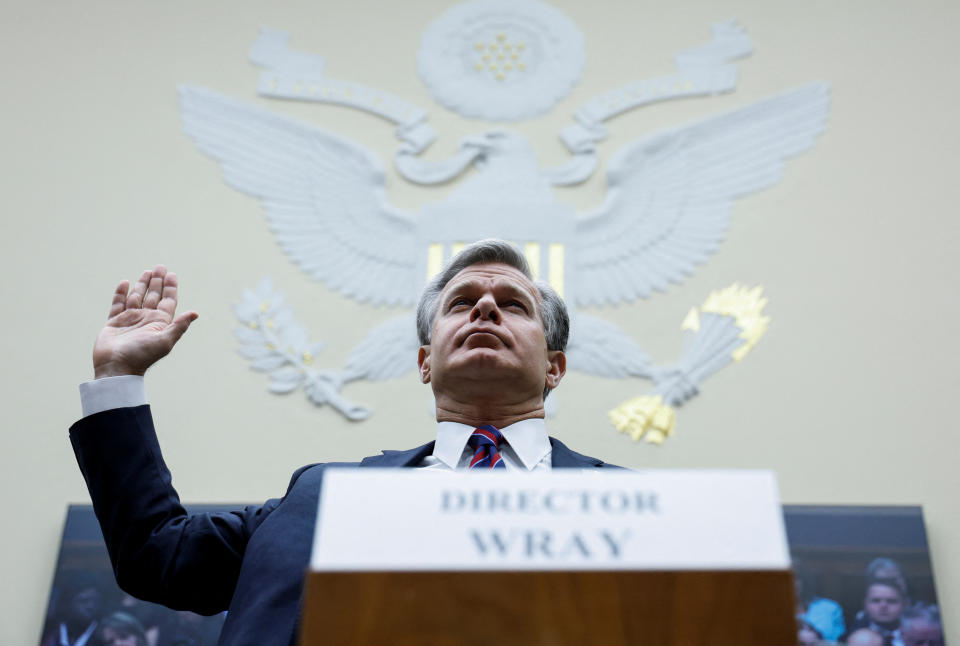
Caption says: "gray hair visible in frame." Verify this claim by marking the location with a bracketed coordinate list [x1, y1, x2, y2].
[866, 557, 904, 579]
[415, 239, 570, 396]
[900, 603, 941, 635]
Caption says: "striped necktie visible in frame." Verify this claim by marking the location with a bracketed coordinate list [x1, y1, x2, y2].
[467, 425, 506, 469]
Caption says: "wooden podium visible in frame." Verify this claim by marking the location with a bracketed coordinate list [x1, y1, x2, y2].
[298, 569, 796, 645]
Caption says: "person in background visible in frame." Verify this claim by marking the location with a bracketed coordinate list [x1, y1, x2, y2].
[846, 629, 886, 646]
[797, 619, 838, 646]
[793, 556, 846, 644]
[847, 577, 908, 646]
[97, 612, 149, 646]
[108, 594, 162, 646]
[40, 577, 104, 646]
[865, 558, 910, 602]
[899, 603, 943, 646]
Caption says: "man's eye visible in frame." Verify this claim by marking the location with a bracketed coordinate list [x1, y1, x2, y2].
[450, 298, 471, 308]
[503, 300, 527, 311]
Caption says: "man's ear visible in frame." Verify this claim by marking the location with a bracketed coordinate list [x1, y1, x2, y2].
[417, 346, 431, 384]
[545, 350, 566, 390]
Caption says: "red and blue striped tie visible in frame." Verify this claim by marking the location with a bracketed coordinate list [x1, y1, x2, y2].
[468, 425, 506, 469]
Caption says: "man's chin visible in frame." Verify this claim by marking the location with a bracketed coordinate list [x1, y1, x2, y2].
[453, 347, 511, 367]
[440, 349, 529, 382]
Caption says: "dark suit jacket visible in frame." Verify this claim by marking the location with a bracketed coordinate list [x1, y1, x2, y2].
[70, 405, 620, 646]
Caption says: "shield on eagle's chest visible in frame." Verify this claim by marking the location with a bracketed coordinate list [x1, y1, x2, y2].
[418, 198, 576, 300]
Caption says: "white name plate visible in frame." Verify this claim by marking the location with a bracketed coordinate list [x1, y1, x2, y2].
[310, 469, 789, 571]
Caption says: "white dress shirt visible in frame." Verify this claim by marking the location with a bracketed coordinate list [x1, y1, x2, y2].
[419, 419, 552, 471]
[79, 375, 148, 418]
[79, 376, 553, 471]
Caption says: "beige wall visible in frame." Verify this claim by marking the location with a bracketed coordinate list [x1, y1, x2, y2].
[3, 1, 958, 642]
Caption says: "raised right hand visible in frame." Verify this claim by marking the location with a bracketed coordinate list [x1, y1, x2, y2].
[92, 265, 198, 379]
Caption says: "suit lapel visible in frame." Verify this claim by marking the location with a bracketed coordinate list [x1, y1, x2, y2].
[549, 437, 606, 469]
[359, 441, 436, 468]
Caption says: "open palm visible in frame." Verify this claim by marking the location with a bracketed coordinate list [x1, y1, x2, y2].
[93, 265, 198, 378]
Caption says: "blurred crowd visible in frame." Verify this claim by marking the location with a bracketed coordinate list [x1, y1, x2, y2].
[40, 555, 944, 645]
[39, 574, 223, 646]
[796, 557, 944, 646]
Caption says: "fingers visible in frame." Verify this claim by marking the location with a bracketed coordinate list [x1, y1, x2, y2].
[157, 271, 179, 318]
[164, 310, 199, 346]
[126, 269, 152, 310]
[108, 280, 130, 319]
[122, 265, 171, 311]
[142, 265, 167, 310]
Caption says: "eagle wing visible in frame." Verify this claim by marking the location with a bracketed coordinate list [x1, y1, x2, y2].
[571, 82, 830, 307]
[179, 86, 420, 306]
[565, 313, 652, 378]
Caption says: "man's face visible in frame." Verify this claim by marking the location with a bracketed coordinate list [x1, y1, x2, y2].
[903, 621, 943, 646]
[864, 583, 905, 624]
[418, 263, 564, 402]
[68, 587, 101, 623]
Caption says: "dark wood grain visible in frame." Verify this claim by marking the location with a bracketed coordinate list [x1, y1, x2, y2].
[299, 570, 796, 645]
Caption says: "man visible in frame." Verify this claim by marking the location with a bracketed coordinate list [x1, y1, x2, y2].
[40, 577, 103, 646]
[70, 240, 619, 646]
[900, 603, 944, 646]
[847, 577, 909, 646]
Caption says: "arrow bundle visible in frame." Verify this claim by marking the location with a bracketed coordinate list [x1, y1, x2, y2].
[610, 284, 769, 444]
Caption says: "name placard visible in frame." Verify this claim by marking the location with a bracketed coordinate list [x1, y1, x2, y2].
[310, 469, 788, 571]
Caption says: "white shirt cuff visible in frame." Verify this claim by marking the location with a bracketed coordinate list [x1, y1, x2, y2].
[79, 375, 147, 418]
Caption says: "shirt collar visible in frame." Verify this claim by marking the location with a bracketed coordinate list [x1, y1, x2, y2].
[434, 418, 550, 471]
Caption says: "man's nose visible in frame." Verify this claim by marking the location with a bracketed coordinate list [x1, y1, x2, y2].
[471, 294, 500, 322]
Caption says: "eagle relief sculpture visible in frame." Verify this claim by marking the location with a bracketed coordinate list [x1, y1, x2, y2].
[178, 0, 830, 444]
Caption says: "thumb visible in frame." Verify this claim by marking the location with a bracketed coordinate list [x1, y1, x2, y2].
[164, 311, 199, 346]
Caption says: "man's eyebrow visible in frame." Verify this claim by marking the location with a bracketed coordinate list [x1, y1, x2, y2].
[498, 283, 537, 304]
[440, 279, 477, 304]
[443, 278, 481, 294]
